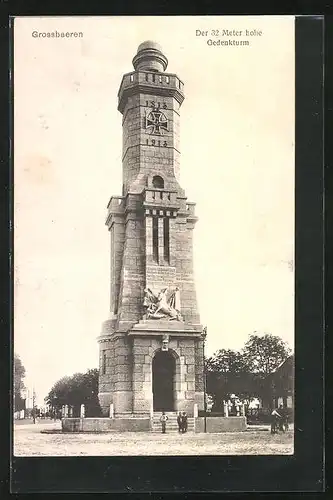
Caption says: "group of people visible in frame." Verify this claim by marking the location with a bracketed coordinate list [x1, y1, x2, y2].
[159, 411, 188, 433]
[271, 404, 289, 434]
[177, 412, 188, 433]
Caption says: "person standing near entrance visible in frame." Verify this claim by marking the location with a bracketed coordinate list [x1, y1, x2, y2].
[160, 411, 168, 433]
[177, 412, 182, 433]
[181, 412, 188, 433]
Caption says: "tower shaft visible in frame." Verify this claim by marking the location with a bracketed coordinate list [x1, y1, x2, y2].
[98, 42, 204, 417]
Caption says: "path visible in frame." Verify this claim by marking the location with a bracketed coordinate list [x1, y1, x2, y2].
[14, 420, 293, 456]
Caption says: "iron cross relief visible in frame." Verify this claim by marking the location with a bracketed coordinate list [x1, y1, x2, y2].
[146, 110, 168, 135]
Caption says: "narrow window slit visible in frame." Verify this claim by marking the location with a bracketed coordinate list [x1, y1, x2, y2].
[153, 217, 159, 262]
[102, 351, 107, 375]
[163, 218, 170, 263]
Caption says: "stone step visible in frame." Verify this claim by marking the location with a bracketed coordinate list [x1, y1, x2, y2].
[152, 428, 195, 432]
[152, 412, 194, 432]
[152, 415, 195, 433]
[152, 427, 194, 431]
[152, 422, 194, 427]
[152, 427, 194, 429]
[151, 427, 194, 434]
[153, 412, 192, 415]
[152, 419, 194, 424]
[152, 422, 194, 426]
[153, 413, 194, 417]
[153, 419, 194, 422]
[152, 413, 194, 417]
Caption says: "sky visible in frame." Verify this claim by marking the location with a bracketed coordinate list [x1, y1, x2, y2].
[14, 16, 295, 406]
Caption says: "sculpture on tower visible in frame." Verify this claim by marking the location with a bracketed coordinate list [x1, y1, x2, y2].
[143, 286, 182, 321]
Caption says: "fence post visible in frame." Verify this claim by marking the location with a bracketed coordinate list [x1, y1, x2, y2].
[80, 404, 85, 418]
[109, 403, 114, 419]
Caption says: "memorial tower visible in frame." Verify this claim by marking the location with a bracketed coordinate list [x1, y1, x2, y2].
[97, 41, 204, 419]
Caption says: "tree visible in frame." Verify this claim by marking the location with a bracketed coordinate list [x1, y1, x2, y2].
[205, 334, 293, 408]
[243, 333, 292, 376]
[45, 368, 101, 417]
[81, 369, 100, 416]
[242, 333, 292, 405]
[14, 354, 26, 412]
[46, 375, 72, 409]
[206, 349, 254, 407]
[206, 348, 250, 373]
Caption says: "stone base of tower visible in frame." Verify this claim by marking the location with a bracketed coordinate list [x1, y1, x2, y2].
[98, 319, 205, 418]
[61, 415, 247, 433]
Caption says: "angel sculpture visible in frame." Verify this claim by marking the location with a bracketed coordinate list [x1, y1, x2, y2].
[143, 286, 182, 321]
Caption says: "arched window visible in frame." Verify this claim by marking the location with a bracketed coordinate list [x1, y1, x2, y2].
[152, 175, 164, 189]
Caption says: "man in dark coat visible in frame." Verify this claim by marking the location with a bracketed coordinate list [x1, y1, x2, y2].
[181, 412, 188, 433]
[177, 412, 182, 433]
[160, 411, 168, 433]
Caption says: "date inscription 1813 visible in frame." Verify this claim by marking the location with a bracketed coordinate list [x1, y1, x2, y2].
[146, 100, 167, 109]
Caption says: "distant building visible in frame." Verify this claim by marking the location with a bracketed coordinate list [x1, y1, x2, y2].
[264, 355, 294, 409]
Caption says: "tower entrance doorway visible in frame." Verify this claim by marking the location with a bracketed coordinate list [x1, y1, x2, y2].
[152, 350, 175, 411]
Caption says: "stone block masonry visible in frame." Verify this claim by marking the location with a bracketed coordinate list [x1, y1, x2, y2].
[98, 41, 205, 421]
[62, 418, 151, 433]
[61, 416, 246, 433]
[195, 417, 247, 433]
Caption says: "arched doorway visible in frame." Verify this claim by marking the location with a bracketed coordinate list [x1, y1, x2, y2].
[152, 350, 176, 411]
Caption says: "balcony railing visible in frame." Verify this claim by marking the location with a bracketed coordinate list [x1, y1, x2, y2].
[144, 189, 177, 205]
[118, 71, 184, 95]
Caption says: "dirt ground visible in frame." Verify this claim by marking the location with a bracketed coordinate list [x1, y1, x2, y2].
[13, 420, 294, 456]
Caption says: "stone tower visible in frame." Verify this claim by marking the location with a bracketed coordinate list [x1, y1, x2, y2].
[98, 41, 204, 418]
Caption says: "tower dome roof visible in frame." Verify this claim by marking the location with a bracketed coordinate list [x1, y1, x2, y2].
[137, 40, 163, 53]
[132, 40, 168, 72]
